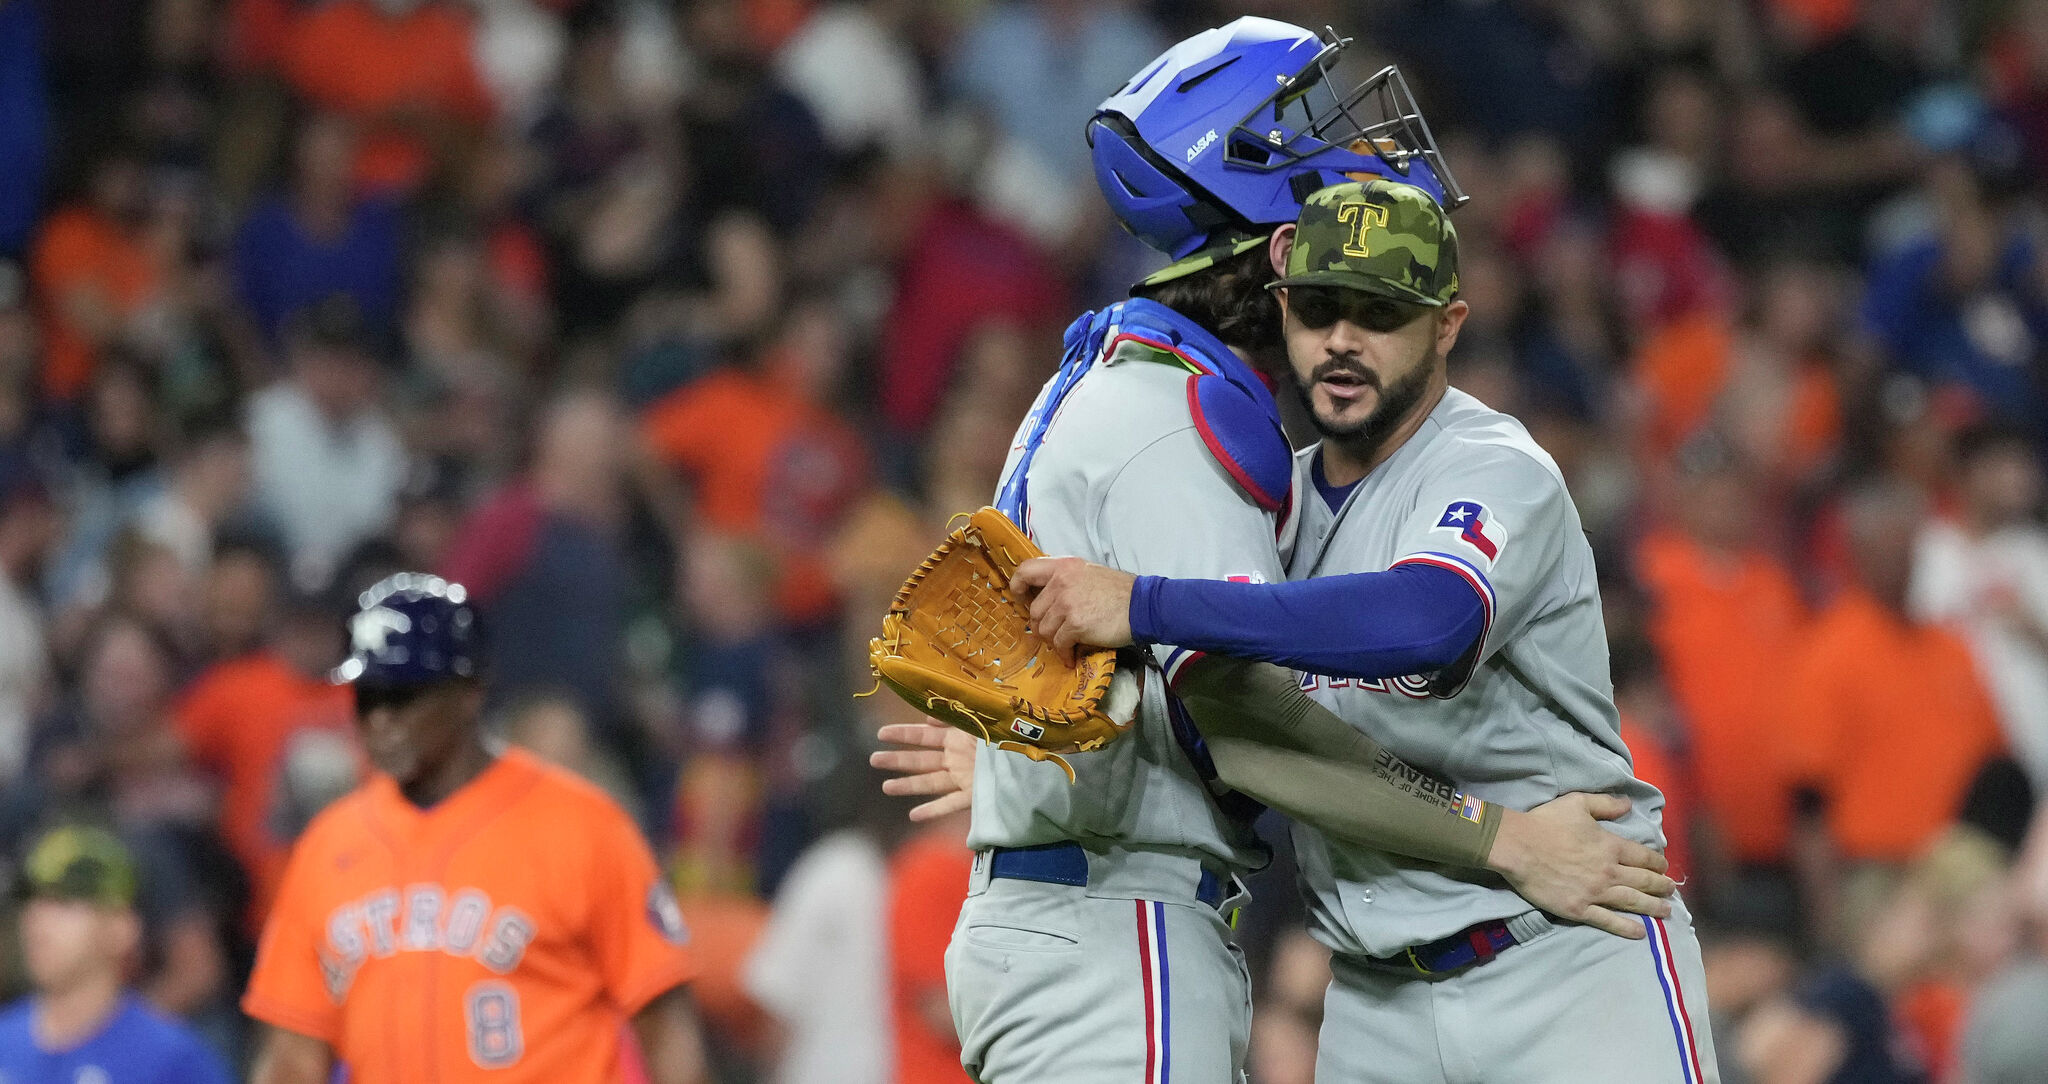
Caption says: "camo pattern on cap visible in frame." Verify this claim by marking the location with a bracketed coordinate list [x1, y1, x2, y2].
[21, 825, 137, 906]
[1271, 179, 1458, 306]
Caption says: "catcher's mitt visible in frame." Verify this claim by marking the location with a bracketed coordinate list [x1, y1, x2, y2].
[866, 507, 1136, 783]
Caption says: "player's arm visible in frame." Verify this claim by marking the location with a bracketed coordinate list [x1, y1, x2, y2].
[581, 798, 706, 1082]
[1024, 445, 1570, 693]
[1018, 557, 1483, 676]
[248, 1025, 335, 1084]
[1176, 656, 1672, 938]
[1090, 432, 1667, 927]
[632, 985, 711, 1084]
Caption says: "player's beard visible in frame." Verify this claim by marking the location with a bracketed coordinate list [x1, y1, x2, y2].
[1293, 345, 1438, 464]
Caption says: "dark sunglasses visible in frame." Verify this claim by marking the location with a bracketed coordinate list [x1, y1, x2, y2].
[1285, 286, 1428, 333]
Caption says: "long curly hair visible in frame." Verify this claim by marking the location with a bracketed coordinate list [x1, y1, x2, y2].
[1131, 242, 1282, 363]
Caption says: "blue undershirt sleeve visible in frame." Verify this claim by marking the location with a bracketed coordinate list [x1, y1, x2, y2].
[1128, 564, 1487, 680]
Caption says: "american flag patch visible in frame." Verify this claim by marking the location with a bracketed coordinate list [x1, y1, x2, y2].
[1455, 793, 1487, 823]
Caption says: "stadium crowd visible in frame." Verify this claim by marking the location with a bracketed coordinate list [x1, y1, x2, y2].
[0, 0, 2045, 1081]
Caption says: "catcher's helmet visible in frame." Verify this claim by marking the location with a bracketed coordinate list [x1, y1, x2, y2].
[1088, 17, 1464, 265]
[331, 572, 481, 688]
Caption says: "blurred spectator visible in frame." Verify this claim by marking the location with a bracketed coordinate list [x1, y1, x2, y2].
[1248, 928, 1332, 1084]
[670, 531, 782, 895]
[742, 786, 891, 1084]
[501, 691, 639, 820]
[444, 389, 634, 749]
[231, 113, 404, 349]
[1712, 261, 1852, 496]
[3, 616, 235, 1036]
[641, 294, 871, 626]
[937, 1, 1163, 236]
[774, 1, 927, 161]
[1630, 257, 1848, 477]
[1912, 422, 2048, 791]
[132, 428, 250, 585]
[402, 225, 542, 386]
[466, 0, 570, 126]
[1610, 633, 1700, 886]
[246, 297, 406, 592]
[172, 541, 352, 928]
[0, 0, 50, 261]
[42, 355, 168, 622]
[1783, 480, 2005, 946]
[280, 0, 494, 193]
[0, 826, 231, 1084]
[1736, 827, 2006, 1084]
[669, 888, 769, 1079]
[886, 812, 970, 1084]
[40, 0, 150, 145]
[1959, 803, 2048, 1084]
[1778, 0, 1938, 142]
[1376, 0, 1612, 145]
[1608, 67, 1735, 336]
[1988, 0, 2048, 179]
[1635, 436, 1808, 881]
[1861, 157, 2048, 436]
[877, 173, 1063, 447]
[0, 466, 55, 785]
[29, 150, 162, 402]
[675, 0, 830, 235]
[528, 8, 683, 339]
[1512, 213, 1624, 423]
[196, 534, 270, 661]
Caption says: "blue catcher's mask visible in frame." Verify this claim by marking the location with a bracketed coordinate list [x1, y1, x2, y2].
[1088, 18, 1464, 280]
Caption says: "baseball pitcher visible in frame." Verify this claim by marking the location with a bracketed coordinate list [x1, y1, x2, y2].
[1020, 181, 1720, 1083]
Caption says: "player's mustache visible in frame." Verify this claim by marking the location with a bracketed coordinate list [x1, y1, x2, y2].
[1309, 358, 1379, 388]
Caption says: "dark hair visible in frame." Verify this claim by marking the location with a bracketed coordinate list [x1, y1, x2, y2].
[1953, 420, 2036, 468]
[1131, 242, 1281, 356]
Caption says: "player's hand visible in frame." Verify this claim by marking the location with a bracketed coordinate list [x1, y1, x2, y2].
[1012, 556, 1137, 662]
[1485, 793, 1674, 940]
[871, 722, 977, 822]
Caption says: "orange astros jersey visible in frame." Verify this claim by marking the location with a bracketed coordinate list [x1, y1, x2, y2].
[243, 748, 696, 1083]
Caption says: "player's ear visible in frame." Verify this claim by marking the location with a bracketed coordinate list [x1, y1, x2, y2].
[1268, 224, 1296, 277]
[1436, 298, 1470, 356]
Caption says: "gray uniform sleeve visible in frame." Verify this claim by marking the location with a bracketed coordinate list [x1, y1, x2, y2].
[1388, 446, 1575, 691]
[1096, 428, 1288, 679]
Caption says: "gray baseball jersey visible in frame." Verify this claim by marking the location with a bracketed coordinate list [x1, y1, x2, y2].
[1286, 388, 1665, 958]
[949, 301, 1291, 1084]
[966, 332, 1281, 880]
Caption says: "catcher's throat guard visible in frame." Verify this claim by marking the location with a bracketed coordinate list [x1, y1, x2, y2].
[866, 507, 1135, 783]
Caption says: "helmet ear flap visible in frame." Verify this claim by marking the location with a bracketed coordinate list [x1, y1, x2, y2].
[1289, 171, 1325, 206]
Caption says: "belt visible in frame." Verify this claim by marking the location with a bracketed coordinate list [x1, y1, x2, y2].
[987, 842, 1226, 909]
[1366, 916, 1527, 977]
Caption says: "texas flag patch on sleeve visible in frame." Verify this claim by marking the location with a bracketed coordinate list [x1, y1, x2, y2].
[1434, 500, 1502, 562]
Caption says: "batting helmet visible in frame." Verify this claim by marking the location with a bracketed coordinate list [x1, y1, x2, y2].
[331, 572, 481, 688]
[1088, 18, 1463, 268]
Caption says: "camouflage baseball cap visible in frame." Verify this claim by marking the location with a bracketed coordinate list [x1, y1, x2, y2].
[1270, 180, 1459, 306]
[17, 826, 137, 907]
